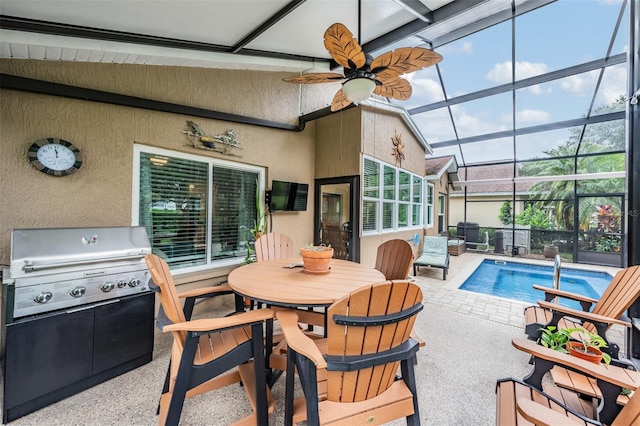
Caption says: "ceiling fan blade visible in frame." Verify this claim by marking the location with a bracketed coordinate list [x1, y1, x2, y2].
[324, 23, 366, 70]
[283, 72, 345, 84]
[330, 88, 354, 112]
[371, 47, 442, 80]
[374, 77, 412, 100]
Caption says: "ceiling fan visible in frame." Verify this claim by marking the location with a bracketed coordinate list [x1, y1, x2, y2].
[283, 22, 442, 112]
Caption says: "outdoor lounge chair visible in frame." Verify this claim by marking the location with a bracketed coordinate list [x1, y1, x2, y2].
[254, 232, 295, 261]
[375, 238, 415, 280]
[277, 280, 423, 426]
[496, 338, 640, 426]
[466, 230, 489, 252]
[145, 254, 275, 425]
[413, 235, 450, 280]
[523, 265, 640, 359]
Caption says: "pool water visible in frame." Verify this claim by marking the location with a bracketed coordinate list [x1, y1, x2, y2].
[459, 259, 613, 309]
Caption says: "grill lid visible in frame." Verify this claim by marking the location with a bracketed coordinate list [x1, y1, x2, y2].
[10, 226, 151, 278]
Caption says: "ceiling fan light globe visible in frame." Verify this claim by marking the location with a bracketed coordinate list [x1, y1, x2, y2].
[343, 77, 376, 104]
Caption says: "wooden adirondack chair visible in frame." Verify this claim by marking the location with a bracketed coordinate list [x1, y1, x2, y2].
[497, 378, 640, 426]
[524, 265, 640, 359]
[278, 280, 423, 426]
[254, 232, 295, 261]
[145, 254, 275, 426]
[374, 239, 415, 280]
[496, 338, 640, 426]
[413, 236, 450, 280]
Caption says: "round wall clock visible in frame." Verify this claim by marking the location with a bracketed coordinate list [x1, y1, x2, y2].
[28, 138, 83, 176]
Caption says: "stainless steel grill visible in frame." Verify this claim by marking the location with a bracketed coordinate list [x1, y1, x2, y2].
[4, 226, 151, 320]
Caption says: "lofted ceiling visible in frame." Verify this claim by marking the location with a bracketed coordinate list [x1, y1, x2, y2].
[0, 0, 505, 73]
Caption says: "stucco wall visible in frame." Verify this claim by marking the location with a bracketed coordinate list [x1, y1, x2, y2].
[361, 107, 424, 175]
[0, 60, 320, 280]
[314, 108, 361, 179]
[449, 194, 529, 230]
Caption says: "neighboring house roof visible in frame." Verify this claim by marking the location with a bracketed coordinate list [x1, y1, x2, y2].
[451, 163, 533, 195]
[424, 155, 460, 188]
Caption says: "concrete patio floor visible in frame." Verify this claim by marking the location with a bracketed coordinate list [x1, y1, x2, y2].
[8, 252, 625, 425]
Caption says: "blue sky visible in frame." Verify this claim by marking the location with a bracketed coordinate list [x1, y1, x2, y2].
[395, 0, 629, 164]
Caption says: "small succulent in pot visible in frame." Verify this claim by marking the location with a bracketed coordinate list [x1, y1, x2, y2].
[300, 244, 333, 273]
[301, 243, 332, 252]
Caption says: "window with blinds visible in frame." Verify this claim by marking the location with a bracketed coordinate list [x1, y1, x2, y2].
[135, 146, 264, 271]
[363, 158, 379, 232]
[362, 156, 424, 233]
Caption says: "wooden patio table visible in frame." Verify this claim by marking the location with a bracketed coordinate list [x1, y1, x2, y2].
[228, 258, 385, 309]
[228, 258, 385, 384]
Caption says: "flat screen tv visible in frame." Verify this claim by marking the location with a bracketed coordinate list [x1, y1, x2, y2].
[270, 180, 308, 211]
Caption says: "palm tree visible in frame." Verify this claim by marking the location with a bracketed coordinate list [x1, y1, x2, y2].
[520, 98, 625, 231]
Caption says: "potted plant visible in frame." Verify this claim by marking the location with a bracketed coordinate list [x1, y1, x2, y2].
[300, 244, 333, 274]
[539, 325, 611, 364]
[539, 325, 572, 353]
[250, 180, 267, 240]
[565, 328, 611, 365]
[543, 243, 559, 258]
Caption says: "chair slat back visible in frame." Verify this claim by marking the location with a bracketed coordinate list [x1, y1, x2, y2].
[422, 236, 447, 256]
[254, 233, 295, 261]
[326, 281, 422, 403]
[145, 254, 188, 342]
[593, 265, 640, 320]
[374, 239, 414, 280]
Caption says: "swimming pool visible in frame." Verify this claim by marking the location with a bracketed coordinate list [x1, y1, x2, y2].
[459, 259, 613, 308]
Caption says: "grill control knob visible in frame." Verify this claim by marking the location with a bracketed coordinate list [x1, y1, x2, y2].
[70, 286, 86, 297]
[117, 280, 128, 288]
[34, 291, 53, 304]
[101, 282, 115, 292]
[128, 278, 141, 287]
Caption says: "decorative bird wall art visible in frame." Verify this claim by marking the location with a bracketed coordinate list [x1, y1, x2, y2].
[183, 120, 243, 157]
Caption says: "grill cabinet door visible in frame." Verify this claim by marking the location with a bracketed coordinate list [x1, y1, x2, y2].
[93, 292, 154, 373]
[4, 309, 94, 409]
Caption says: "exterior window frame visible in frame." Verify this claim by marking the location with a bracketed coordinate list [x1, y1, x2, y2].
[362, 155, 424, 234]
[425, 182, 435, 228]
[132, 144, 265, 273]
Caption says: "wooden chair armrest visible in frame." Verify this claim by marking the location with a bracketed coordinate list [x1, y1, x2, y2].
[512, 338, 640, 390]
[516, 398, 585, 426]
[178, 283, 233, 299]
[163, 308, 274, 333]
[532, 285, 598, 305]
[536, 301, 631, 327]
[276, 310, 327, 368]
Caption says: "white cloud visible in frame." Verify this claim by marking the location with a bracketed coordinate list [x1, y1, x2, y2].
[487, 61, 549, 84]
[437, 40, 473, 56]
[515, 109, 550, 124]
[408, 77, 443, 104]
[412, 109, 453, 144]
[450, 104, 508, 136]
[559, 70, 598, 96]
[486, 61, 512, 84]
[596, 66, 627, 105]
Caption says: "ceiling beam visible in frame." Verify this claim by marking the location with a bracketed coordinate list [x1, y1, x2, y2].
[230, 0, 307, 53]
[362, 0, 486, 53]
